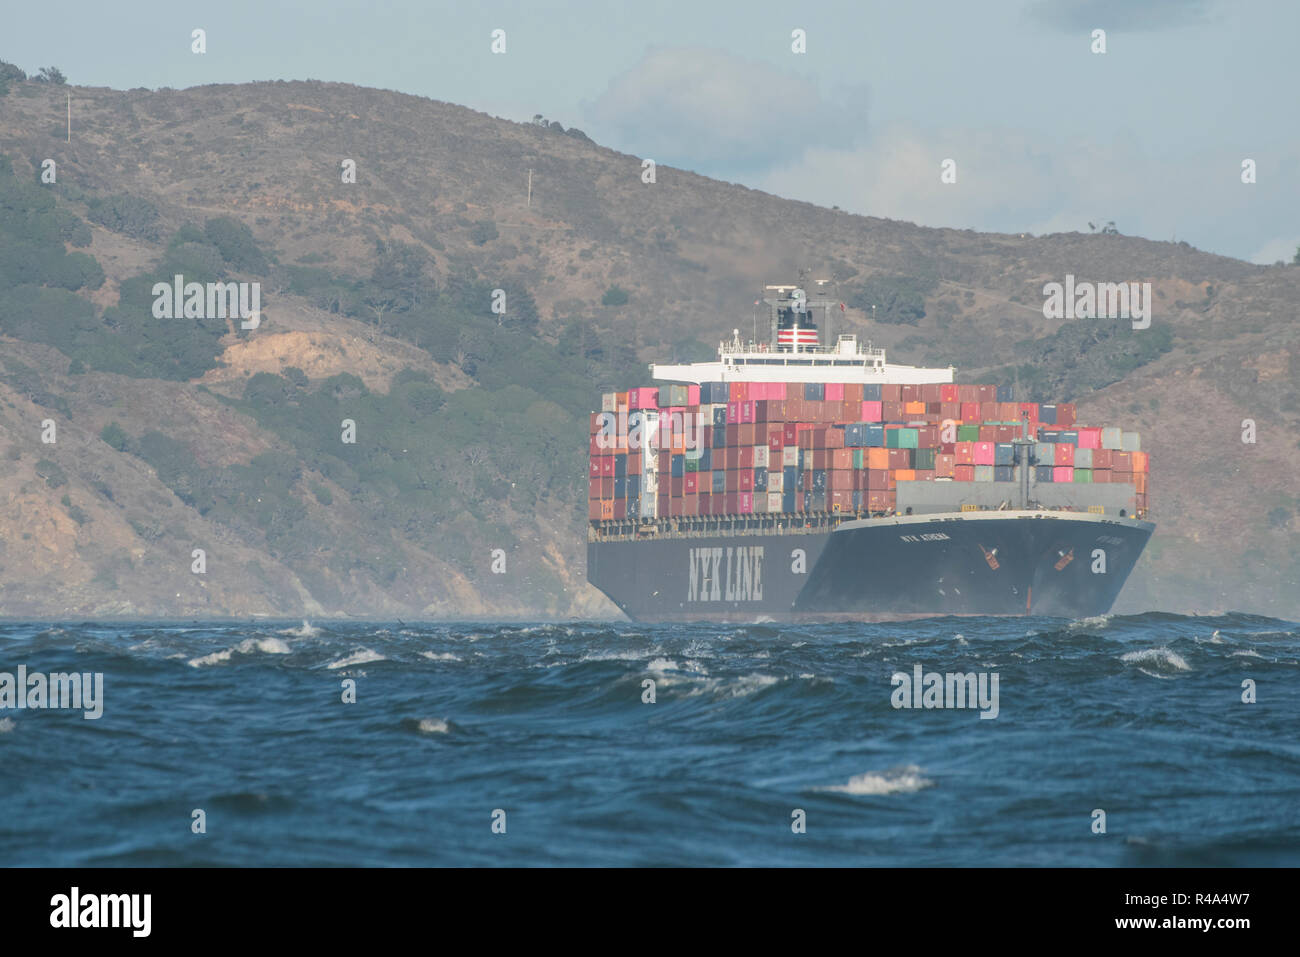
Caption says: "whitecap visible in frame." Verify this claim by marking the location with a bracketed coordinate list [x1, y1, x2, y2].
[187, 636, 291, 668]
[280, 619, 320, 638]
[419, 651, 462, 661]
[326, 648, 386, 669]
[819, 765, 933, 795]
[417, 718, 449, 734]
[1121, 647, 1191, 671]
[0, 717, 14, 734]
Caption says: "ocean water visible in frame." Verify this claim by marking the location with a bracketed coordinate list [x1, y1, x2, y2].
[1, 613, 1297, 867]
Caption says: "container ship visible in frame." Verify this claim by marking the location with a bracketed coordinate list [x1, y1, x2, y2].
[586, 283, 1154, 621]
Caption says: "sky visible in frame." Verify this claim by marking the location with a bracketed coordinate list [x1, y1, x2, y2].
[4, 0, 1298, 263]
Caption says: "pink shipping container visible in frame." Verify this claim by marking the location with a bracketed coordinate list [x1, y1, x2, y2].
[727, 402, 740, 424]
[628, 387, 658, 410]
[1055, 443, 1075, 466]
[861, 400, 883, 422]
[825, 383, 845, 401]
[1053, 466, 1074, 483]
[1077, 427, 1101, 449]
[973, 441, 995, 466]
[687, 385, 700, 406]
[740, 400, 755, 424]
[739, 491, 753, 514]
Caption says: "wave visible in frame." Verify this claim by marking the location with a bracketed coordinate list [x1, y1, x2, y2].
[0, 717, 14, 734]
[187, 637, 292, 668]
[279, 619, 320, 638]
[820, 765, 934, 795]
[419, 651, 462, 661]
[325, 648, 386, 670]
[1120, 647, 1191, 672]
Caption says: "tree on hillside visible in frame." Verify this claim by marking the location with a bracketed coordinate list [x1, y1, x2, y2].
[33, 66, 67, 85]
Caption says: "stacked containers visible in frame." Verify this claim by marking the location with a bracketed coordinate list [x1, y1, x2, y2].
[589, 383, 1148, 519]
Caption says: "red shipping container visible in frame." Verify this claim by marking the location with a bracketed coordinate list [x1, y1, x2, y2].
[882, 384, 902, 402]
[926, 401, 943, 416]
[940, 384, 960, 403]
[600, 457, 616, 477]
[1056, 403, 1076, 427]
[724, 492, 739, 514]
[588, 477, 602, 499]
[739, 470, 754, 491]
[1054, 443, 1074, 466]
[588, 459, 601, 479]
[1053, 466, 1073, 483]
[916, 425, 940, 448]
[960, 402, 981, 422]
[769, 429, 784, 451]
[613, 499, 626, 520]
[601, 477, 613, 498]
[845, 384, 864, 403]
[976, 385, 998, 402]
[783, 423, 798, 445]
[867, 491, 895, 511]
[670, 476, 683, 497]
[954, 465, 975, 481]
[726, 401, 739, 425]
[1113, 451, 1133, 471]
[812, 449, 829, 470]
[832, 448, 854, 469]
[826, 428, 845, 449]
[979, 402, 998, 421]
[588, 500, 604, 521]
[957, 384, 979, 403]
[900, 384, 921, 402]
[935, 454, 956, 477]
[1092, 448, 1112, 470]
[978, 425, 998, 442]
[699, 492, 711, 513]
[918, 384, 938, 403]
[887, 448, 911, 469]
[729, 383, 748, 402]
[669, 497, 684, 517]
[1018, 402, 1039, 423]
[955, 441, 975, 465]
[684, 473, 699, 494]
[724, 470, 739, 492]
[882, 401, 904, 421]
[1092, 469, 1110, 483]
[939, 402, 960, 421]
[738, 446, 753, 469]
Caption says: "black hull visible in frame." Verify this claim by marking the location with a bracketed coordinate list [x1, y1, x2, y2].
[587, 511, 1153, 621]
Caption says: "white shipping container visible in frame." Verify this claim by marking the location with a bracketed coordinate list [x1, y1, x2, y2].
[768, 471, 784, 493]
[601, 392, 617, 413]
[767, 492, 783, 513]
[1074, 448, 1093, 468]
[1101, 426, 1123, 450]
[1121, 431, 1141, 451]
[974, 465, 994, 482]
[783, 446, 799, 467]
[754, 445, 769, 469]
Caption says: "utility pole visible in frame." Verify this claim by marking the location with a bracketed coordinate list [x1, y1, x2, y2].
[527, 168, 533, 208]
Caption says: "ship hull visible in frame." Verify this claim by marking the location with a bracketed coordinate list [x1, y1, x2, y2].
[587, 511, 1153, 621]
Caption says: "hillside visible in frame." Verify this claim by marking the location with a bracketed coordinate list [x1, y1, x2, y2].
[0, 76, 1297, 618]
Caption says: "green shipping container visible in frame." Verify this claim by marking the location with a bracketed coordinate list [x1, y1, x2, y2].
[1073, 468, 1093, 483]
[685, 455, 699, 472]
[886, 427, 919, 449]
[957, 424, 981, 442]
[852, 448, 864, 469]
[914, 448, 936, 470]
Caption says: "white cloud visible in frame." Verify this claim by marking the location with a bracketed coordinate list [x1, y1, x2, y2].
[583, 47, 868, 173]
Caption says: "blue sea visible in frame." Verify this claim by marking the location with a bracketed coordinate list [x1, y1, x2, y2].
[1, 613, 1297, 867]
